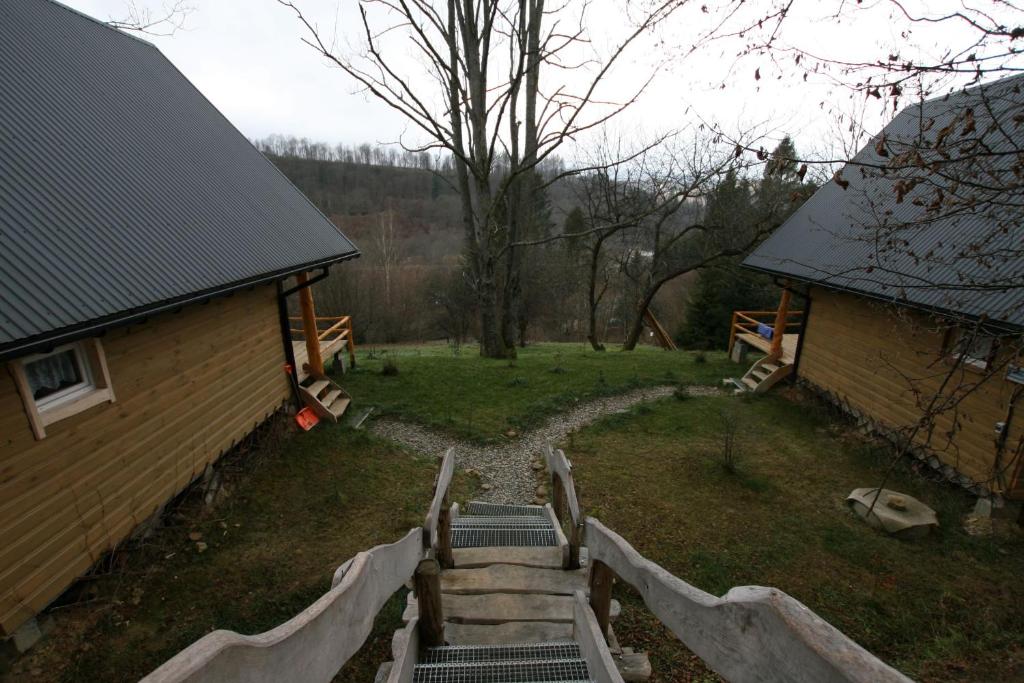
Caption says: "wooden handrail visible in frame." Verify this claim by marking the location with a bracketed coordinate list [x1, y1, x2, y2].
[584, 518, 910, 683]
[728, 309, 803, 355]
[544, 444, 583, 569]
[423, 448, 455, 568]
[289, 315, 352, 324]
[140, 528, 424, 683]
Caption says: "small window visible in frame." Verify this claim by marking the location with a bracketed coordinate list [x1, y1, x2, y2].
[24, 344, 94, 409]
[10, 339, 115, 439]
[948, 328, 997, 371]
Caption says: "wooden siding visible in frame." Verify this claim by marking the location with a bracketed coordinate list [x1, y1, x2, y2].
[798, 287, 1024, 498]
[0, 285, 290, 635]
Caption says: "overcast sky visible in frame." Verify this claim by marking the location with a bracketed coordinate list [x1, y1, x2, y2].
[63, 0, 982, 159]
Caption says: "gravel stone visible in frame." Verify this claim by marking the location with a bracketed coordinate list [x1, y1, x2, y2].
[369, 385, 718, 503]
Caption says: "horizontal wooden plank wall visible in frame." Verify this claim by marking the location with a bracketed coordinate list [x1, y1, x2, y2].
[0, 284, 291, 634]
[798, 287, 1023, 496]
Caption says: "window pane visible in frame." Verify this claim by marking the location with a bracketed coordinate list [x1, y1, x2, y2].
[25, 350, 83, 399]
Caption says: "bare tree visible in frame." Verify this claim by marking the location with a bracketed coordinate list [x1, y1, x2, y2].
[278, 0, 682, 357]
[107, 0, 193, 35]
[565, 131, 770, 350]
[693, 1, 1024, 495]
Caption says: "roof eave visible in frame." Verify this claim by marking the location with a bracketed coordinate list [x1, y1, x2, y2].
[0, 250, 360, 362]
[741, 261, 1023, 335]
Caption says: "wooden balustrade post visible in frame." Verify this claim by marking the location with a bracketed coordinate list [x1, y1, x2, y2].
[727, 311, 738, 356]
[568, 522, 582, 570]
[437, 493, 453, 569]
[413, 558, 445, 647]
[770, 286, 792, 360]
[588, 559, 614, 640]
[552, 475, 566, 526]
[346, 318, 357, 368]
[296, 272, 324, 376]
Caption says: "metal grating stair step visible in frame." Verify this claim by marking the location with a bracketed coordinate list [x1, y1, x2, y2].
[419, 641, 581, 664]
[412, 657, 591, 682]
[452, 516, 554, 528]
[451, 527, 557, 548]
[466, 501, 547, 517]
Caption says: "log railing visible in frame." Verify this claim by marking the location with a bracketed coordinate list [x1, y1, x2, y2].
[727, 309, 803, 356]
[544, 444, 583, 569]
[139, 528, 423, 683]
[289, 314, 357, 368]
[141, 450, 458, 683]
[423, 448, 455, 568]
[584, 518, 911, 683]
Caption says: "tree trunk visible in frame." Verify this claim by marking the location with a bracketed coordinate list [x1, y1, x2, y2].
[478, 263, 507, 358]
[622, 289, 658, 351]
[586, 241, 606, 351]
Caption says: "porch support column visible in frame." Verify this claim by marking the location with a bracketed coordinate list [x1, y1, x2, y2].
[296, 272, 324, 376]
[770, 284, 792, 359]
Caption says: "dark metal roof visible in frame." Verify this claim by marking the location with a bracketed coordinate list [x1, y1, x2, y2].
[0, 0, 359, 358]
[744, 74, 1024, 331]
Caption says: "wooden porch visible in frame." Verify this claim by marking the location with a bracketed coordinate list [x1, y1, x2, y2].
[289, 315, 355, 381]
[727, 308, 802, 364]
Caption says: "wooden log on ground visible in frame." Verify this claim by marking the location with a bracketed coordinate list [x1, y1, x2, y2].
[413, 559, 444, 648]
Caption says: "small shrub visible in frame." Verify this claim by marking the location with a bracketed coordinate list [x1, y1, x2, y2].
[673, 382, 693, 401]
[693, 350, 708, 364]
[381, 357, 400, 376]
[507, 376, 528, 387]
[716, 404, 742, 473]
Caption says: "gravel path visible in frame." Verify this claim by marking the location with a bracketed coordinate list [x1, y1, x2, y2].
[369, 384, 721, 503]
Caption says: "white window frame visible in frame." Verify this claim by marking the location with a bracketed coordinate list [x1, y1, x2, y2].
[947, 328, 998, 372]
[9, 338, 116, 440]
[23, 342, 96, 411]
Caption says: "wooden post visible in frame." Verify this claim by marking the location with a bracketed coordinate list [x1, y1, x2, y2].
[552, 475, 566, 526]
[296, 272, 324, 376]
[770, 287, 792, 360]
[568, 522, 582, 571]
[413, 558, 445, 647]
[727, 311, 738, 356]
[589, 559, 614, 640]
[346, 318, 357, 369]
[437, 494, 454, 569]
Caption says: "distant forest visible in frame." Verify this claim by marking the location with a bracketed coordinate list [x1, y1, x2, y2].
[256, 136, 806, 348]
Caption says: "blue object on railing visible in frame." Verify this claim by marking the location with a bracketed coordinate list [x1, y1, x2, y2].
[757, 322, 774, 340]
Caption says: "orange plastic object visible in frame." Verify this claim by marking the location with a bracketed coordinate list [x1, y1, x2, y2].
[295, 407, 320, 431]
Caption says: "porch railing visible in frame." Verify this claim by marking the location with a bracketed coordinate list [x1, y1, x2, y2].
[289, 315, 356, 367]
[727, 309, 803, 355]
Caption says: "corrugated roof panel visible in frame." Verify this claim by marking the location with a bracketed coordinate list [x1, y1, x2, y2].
[744, 74, 1024, 330]
[0, 0, 359, 354]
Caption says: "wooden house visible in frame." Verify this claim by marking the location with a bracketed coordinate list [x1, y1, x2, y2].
[736, 75, 1024, 501]
[0, 1, 359, 639]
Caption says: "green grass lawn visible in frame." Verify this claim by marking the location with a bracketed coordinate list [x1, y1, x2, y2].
[337, 342, 732, 442]
[7, 423, 473, 683]
[565, 390, 1024, 683]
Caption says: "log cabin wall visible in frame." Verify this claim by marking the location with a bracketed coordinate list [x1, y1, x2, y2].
[797, 286, 1024, 500]
[0, 284, 290, 635]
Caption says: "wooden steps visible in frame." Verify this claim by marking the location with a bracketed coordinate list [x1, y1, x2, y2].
[404, 591, 621, 624]
[297, 373, 351, 422]
[727, 355, 795, 394]
[443, 621, 574, 646]
[441, 564, 588, 595]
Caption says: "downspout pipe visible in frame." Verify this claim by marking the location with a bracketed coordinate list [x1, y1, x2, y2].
[276, 267, 331, 410]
